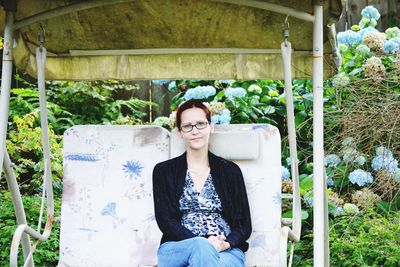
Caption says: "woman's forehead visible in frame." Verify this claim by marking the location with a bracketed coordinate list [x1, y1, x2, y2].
[180, 107, 207, 122]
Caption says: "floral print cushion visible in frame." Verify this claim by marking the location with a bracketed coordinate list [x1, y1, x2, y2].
[59, 125, 169, 267]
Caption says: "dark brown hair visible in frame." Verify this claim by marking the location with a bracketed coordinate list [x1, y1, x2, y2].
[176, 99, 211, 130]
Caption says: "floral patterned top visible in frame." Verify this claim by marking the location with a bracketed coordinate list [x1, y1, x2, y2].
[179, 170, 231, 237]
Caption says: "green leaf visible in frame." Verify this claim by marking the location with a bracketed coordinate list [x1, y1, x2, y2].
[300, 175, 313, 195]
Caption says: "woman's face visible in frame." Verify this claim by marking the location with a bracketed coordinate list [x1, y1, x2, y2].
[179, 107, 213, 150]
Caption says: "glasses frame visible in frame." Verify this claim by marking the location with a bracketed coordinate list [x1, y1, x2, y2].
[180, 121, 209, 133]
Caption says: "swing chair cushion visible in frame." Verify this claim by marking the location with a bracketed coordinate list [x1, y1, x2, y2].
[59, 124, 282, 266]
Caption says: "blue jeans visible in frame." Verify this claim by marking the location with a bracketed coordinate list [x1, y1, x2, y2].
[157, 237, 245, 267]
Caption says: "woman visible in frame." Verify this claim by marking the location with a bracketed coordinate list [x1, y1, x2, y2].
[152, 99, 252, 267]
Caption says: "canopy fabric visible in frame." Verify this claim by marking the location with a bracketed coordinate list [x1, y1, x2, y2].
[1, 0, 342, 80]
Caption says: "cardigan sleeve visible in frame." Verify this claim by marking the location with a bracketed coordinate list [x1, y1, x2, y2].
[152, 163, 196, 241]
[224, 163, 252, 249]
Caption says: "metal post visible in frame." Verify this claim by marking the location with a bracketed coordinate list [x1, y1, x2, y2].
[4, 152, 35, 267]
[312, 3, 328, 267]
[0, 11, 14, 182]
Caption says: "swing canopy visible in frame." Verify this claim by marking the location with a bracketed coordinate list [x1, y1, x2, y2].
[0, 0, 341, 80]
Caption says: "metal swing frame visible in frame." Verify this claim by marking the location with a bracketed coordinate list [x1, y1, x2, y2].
[0, 1, 329, 266]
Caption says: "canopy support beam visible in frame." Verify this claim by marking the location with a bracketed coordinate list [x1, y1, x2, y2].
[312, 3, 329, 267]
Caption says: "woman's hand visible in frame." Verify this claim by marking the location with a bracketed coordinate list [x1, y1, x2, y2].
[207, 235, 231, 252]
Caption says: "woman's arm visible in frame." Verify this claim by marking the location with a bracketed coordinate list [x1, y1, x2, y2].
[152, 163, 196, 241]
[224, 163, 252, 248]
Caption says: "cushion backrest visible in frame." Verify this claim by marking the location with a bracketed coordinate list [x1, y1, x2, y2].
[171, 124, 282, 266]
[60, 125, 167, 266]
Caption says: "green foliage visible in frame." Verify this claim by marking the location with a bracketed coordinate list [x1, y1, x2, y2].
[4, 111, 63, 195]
[0, 191, 61, 266]
[292, 209, 400, 266]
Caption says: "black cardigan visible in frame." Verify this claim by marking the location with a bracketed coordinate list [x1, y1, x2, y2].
[152, 151, 252, 252]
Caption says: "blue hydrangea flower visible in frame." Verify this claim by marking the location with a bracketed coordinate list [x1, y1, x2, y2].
[361, 5, 381, 21]
[348, 169, 373, 187]
[152, 80, 169, 86]
[359, 18, 377, 29]
[338, 44, 348, 53]
[324, 154, 341, 168]
[358, 26, 379, 39]
[248, 84, 262, 94]
[221, 80, 235, 85]
[153, 116, 170, 127]
[281, 166, 291, 180]
[331, 206, 345, 216]
[394, 171, 400, 183]
[383, 37, 400, 54]
[342, 137, 355, 147]
[371, 155, 399, 174]
[224, 87, 247, 99]
[327, 176, 334, 187]
[386, 27, 400, 39]
[331, 73, 350, 88]
[355, 155, 366, 166]
[304, 190, 313, 207]
[355, 44, 370, 54]
[343, 148, 358, 163]
[343, 203, 359, 214]
[375, 146, 393, 158]
[184, 85, 216, 100]
[337, 30, 362, 46]
[211, 109, 231, 124]
[168, 81, 176, 91]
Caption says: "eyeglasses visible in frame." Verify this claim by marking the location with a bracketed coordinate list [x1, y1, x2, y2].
[180, 121, 209, 133]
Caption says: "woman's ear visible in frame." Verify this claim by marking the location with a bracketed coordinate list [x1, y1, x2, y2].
[210, 123, 215, 133]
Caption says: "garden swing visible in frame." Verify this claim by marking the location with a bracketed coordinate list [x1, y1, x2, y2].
[1, 1, 335, 266]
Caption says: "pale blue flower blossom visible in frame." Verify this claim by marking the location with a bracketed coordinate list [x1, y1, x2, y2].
[383, 37, 400, 54]
[224, 87, 246, 99]
[355, 155, 366, 166]
[338, 44, 348, 53]
[327, 176, 334, 187]
[394, 171, 400, 183]
[343, 148, 358, 163]
[331, 206, 345, 216]
[343, 203, 359, 214]
[211, 109, 231, 124]
[123, 160, 143, 180]
[331, 73, 350, 88]
[153, 116, 170, 127]
[281, 166, 291, 180]
[348, 169, 373, 187]
[184, 85, 216, 100]
[342, 137, 355, 147]
[152, 80, 169, 86]
[337, 30, 362, 46]
[248, 84, 262, 94]
[361, 5, 380, 21]
[356, 44, 370, 54]
[359, 18, 377, 29]
[371, 155, 399, 174]
[304, 190, 313, 207]
[358, 26, 379, 39]
[324, 154, 341, 168]
[386, 27, 400, 39]
[375, 146, 393, 158]
[221, 80, 235, 85]
[168, 81, 176, 91]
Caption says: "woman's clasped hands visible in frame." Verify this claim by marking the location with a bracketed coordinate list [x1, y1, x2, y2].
[207, 235, 231, 252]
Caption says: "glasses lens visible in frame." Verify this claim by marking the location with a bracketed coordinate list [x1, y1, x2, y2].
[196, 122, 208, 129]
[181, 124, 193, 132]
